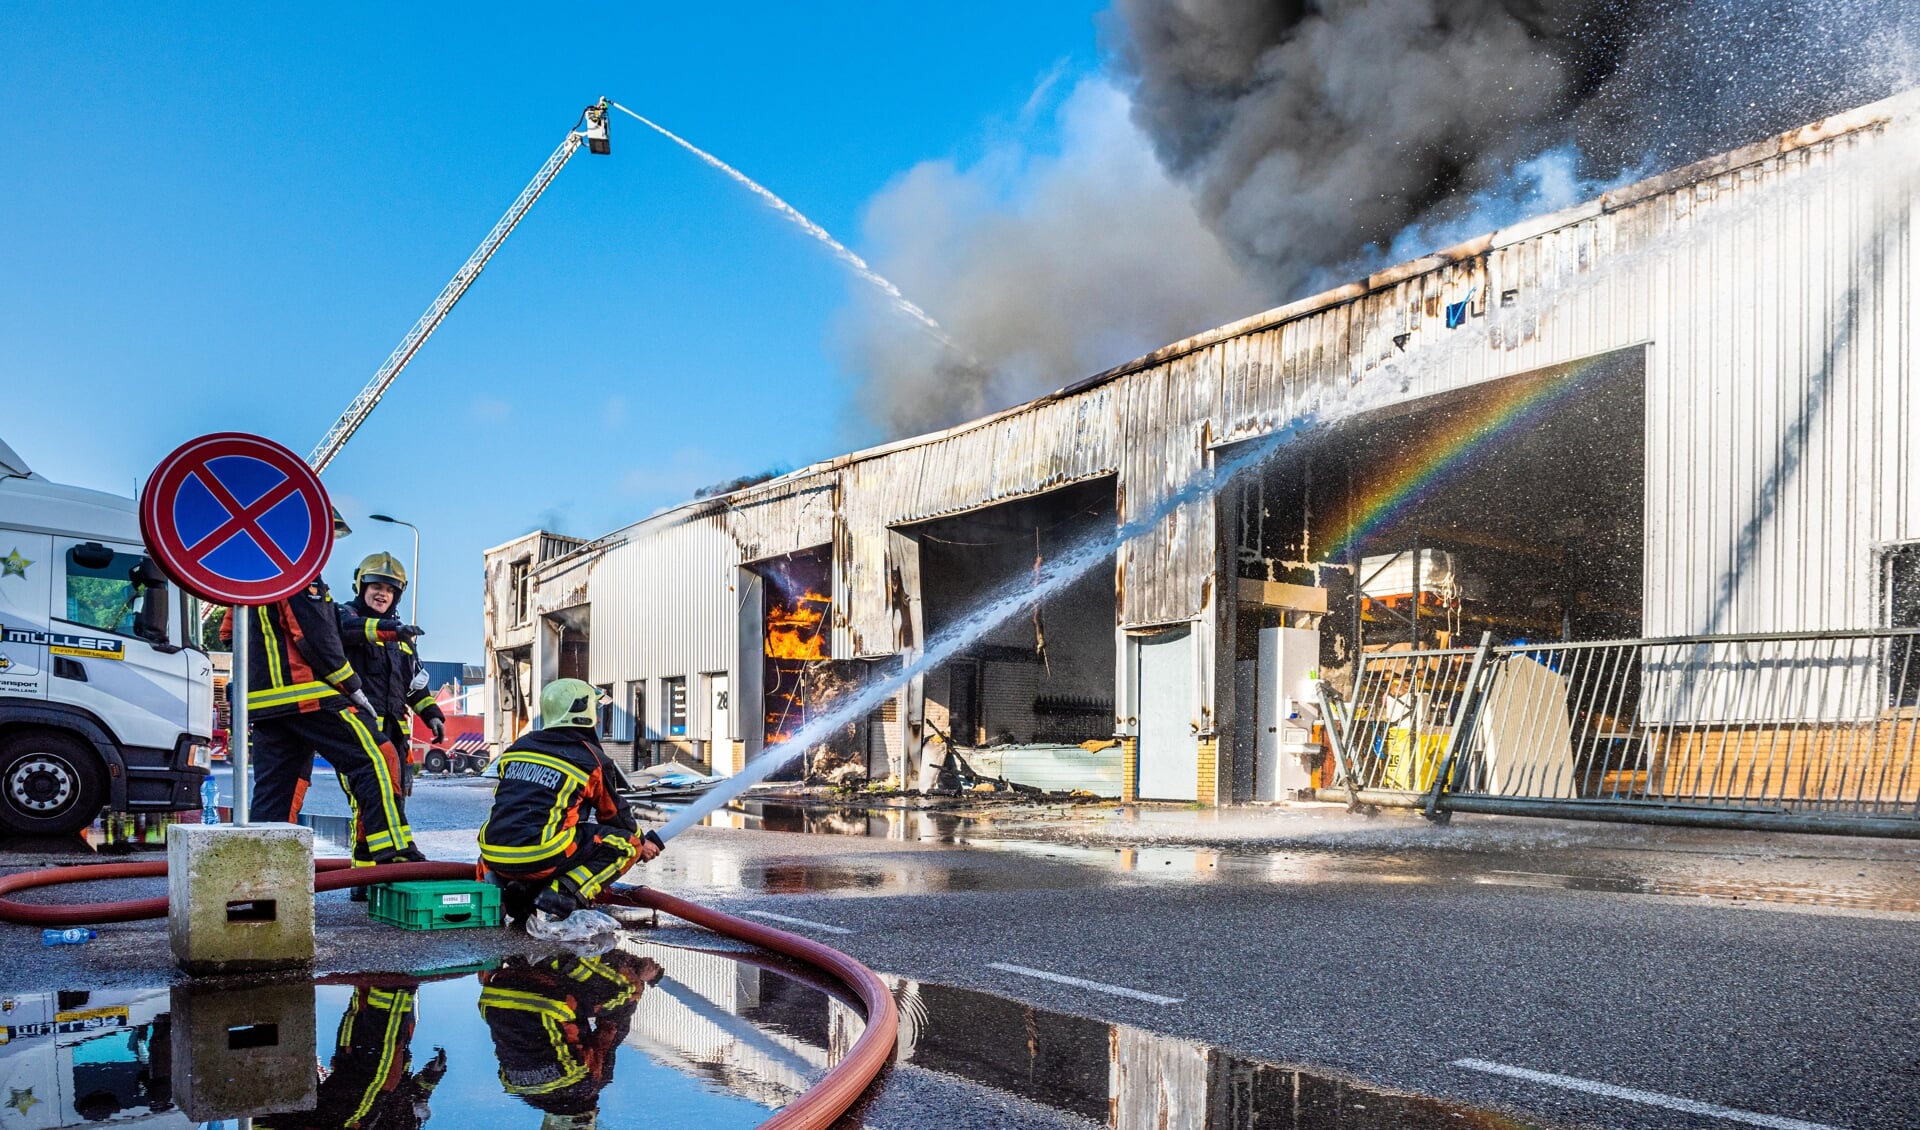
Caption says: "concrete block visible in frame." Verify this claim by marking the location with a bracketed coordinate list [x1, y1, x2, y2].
[170, 979, 317, 1120]
[167, 822, 314, 975]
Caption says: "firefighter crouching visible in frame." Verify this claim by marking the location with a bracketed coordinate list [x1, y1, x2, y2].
[224, 579, 423, 864]
[478, 949, 662, 1129]
[338, 553, 444, 796]
[478, 679, 664, 923]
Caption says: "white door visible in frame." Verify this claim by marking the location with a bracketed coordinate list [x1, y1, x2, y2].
[707, 674, 732, 776]
[1135, 627, 1198, 801]
[1256, 626, 1319, 800]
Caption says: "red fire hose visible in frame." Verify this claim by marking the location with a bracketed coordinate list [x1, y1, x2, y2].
[0, 858, 897, 1130]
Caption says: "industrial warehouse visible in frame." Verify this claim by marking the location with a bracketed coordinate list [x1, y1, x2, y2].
[484, 90, 1920, 828]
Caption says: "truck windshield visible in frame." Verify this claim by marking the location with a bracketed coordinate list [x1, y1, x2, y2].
[65, 546, 146, 636]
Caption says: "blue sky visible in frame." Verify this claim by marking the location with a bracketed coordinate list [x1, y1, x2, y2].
[1, 3, 1113, 660]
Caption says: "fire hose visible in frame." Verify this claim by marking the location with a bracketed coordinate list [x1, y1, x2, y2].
[0, 858, 897, 1130]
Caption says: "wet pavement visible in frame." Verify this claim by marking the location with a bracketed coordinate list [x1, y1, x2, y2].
[4, 778, 1919, 1127]
[3, 935, 1546, 1130]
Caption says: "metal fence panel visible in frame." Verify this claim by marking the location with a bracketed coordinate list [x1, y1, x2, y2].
[1324, 628, 1920, 833]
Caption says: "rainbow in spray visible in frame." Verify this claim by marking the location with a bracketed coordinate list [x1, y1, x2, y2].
[1322, 357, 1610, 558]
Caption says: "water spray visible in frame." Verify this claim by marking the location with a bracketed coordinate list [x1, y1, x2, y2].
[609, 101, 968, 358]
[654, 415, 1313, 840]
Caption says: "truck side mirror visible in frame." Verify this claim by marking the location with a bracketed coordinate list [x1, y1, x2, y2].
[132, 558, 175, 649]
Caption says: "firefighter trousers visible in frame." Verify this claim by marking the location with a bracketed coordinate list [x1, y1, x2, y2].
[251, 709, 415, 860]
[488, 824, 639, 904]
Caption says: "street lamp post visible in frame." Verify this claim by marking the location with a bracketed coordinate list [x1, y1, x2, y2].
[368, 514, 420, 625]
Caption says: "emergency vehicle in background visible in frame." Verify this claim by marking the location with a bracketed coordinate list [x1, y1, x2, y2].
[0, 436, 213, 837]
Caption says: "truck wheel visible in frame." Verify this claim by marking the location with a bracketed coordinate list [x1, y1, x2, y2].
[423, 749, 450, 775]
[0, 730, 108, 837]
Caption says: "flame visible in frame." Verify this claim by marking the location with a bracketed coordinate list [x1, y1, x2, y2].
[765, 590, 830, 659]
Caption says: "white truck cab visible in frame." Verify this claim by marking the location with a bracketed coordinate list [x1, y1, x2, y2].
[0, 436, 213, 836]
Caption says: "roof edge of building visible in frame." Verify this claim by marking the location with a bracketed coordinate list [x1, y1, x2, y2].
[544, 84, 1920, 553]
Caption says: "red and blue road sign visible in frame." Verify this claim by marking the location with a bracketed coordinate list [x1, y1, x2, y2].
[139, 432, 333, 605]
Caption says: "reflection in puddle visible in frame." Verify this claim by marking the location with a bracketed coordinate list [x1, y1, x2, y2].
[882, 976, 1538, 1128]
[6, 939, 1541, 1129]
[0, 941, 851, 1130]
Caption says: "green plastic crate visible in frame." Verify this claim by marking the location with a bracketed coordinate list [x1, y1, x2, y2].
[368, 880, 501, 931]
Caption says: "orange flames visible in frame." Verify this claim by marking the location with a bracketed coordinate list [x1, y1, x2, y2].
[765, 590, 830, 660]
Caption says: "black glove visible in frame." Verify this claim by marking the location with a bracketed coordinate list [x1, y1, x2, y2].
[429, 717, 445, 744]
[399, 624, 426, 641]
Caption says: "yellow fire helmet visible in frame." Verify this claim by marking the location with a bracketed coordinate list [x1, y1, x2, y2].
[541, 678, 607, 729]
[354, 551, 408, 594]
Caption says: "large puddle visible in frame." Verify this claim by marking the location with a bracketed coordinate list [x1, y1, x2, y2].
[4, 938, 1537, 1129]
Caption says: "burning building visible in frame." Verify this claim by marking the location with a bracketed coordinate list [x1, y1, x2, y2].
[485, 91, 1920, 832]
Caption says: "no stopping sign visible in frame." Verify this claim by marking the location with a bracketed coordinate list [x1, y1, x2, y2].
[138, 432, 333, 605]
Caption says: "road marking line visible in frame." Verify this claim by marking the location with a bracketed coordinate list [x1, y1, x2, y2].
[742, 910, 852, 935]
[1451, 1059, 1839, 1130]
[987, 962, 1182, 1005]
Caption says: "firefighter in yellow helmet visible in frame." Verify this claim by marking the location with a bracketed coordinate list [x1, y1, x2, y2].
[338, 553, 445, 799]
[479, 679, 664, 923]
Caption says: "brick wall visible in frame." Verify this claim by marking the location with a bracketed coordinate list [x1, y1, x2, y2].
[1196, 738, 1218, 806]
[1121, 737, 1138, 802]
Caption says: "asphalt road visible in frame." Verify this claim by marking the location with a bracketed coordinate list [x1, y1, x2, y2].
[6, 779, 1918, 1129]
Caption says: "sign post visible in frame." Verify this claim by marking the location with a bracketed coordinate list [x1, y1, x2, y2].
[230, 613, 249, 825]
[139, 433, 335, 825]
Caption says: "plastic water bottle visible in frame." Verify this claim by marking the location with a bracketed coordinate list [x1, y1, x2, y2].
[201, 776, 220, 825]
[41, 928, 96, 947]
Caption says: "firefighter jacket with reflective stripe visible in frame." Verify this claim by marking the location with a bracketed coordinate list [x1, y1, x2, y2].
[478, 953, 641, 1111]
[478, 727, 638, 869]
[221, 581, 364, 718]
[338, 596, 446, 732]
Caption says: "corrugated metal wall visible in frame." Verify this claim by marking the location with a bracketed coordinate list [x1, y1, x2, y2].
[585, 514, 738, 691]
[836, 383, 1123, 654]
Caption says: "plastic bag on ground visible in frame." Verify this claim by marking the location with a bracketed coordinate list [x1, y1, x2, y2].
[524, 907, 622, 945]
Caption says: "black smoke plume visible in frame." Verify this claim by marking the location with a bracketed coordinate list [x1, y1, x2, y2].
[848, 1, 1918, 438]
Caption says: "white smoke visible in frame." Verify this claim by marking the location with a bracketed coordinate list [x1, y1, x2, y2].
[842, 79, 1264, 439]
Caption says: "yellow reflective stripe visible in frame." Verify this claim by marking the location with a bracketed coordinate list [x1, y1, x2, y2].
[363, 619, 379, 643]
[399, 642, 414, 656]
[342, 709, 409, 850]
[539, 780, 579, 848]
[571, 955, 636, 1005]
[412, 694, 436, 712]
[349, 992, 411, 1124]
[324, 662, 354, 687]
[478, 987, 575, 1021]
[498, 751, 592, 786]
[247, 681, 335, 708]
[569, 836, 638, 900]
[477, 831, 575, 864]
[256, 608, 285, 687]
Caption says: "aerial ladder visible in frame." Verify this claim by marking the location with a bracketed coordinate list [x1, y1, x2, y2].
[306, 99, 613, 474]
[197, 101, 608, 632]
